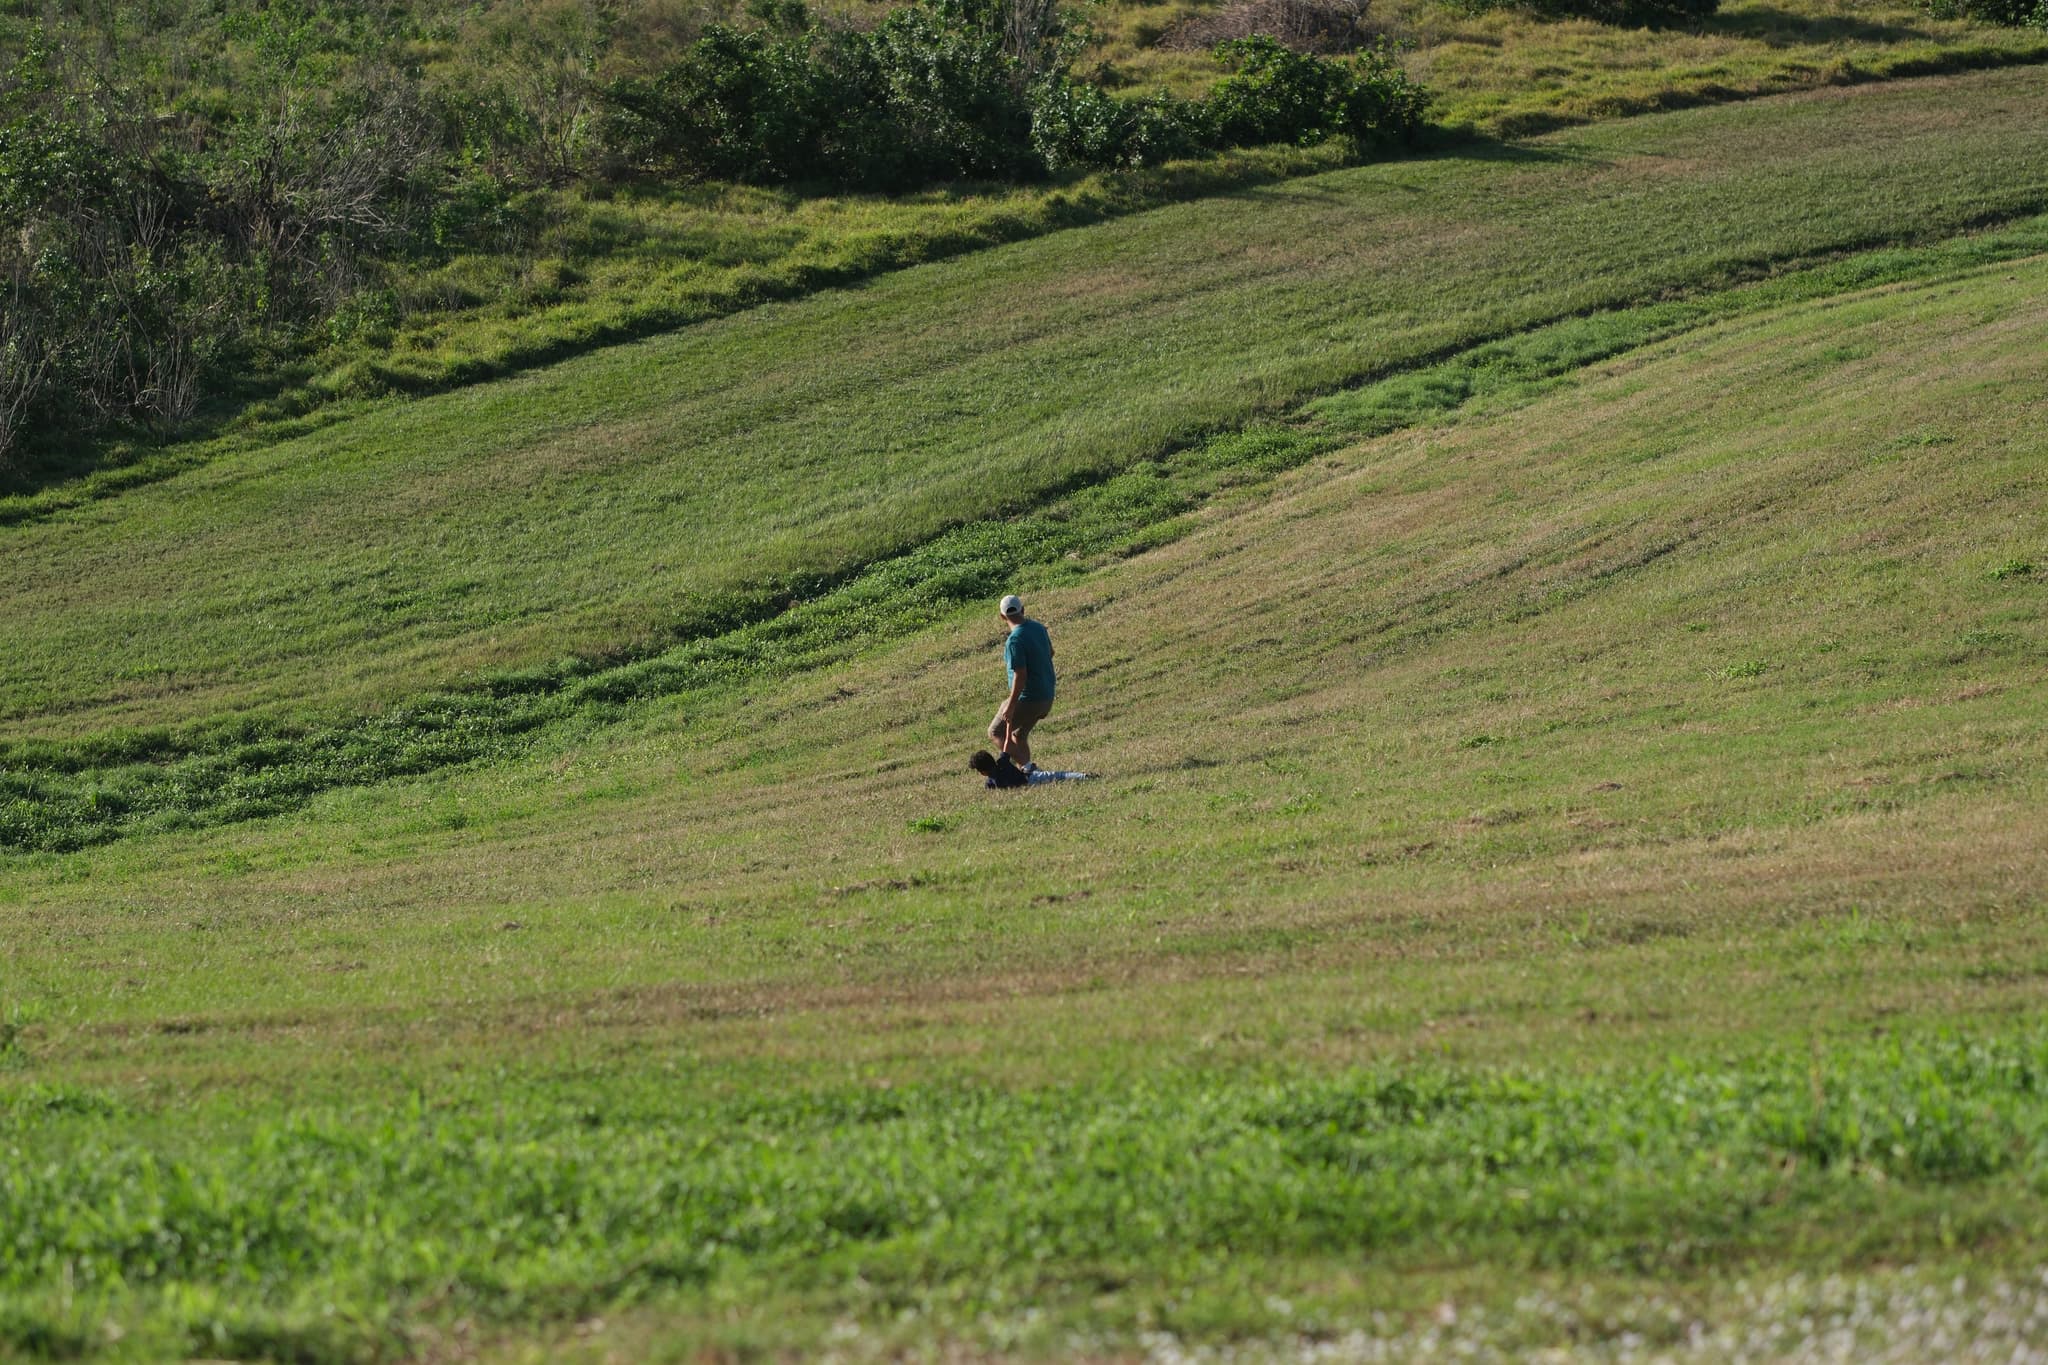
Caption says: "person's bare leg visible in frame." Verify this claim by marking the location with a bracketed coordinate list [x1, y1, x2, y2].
[989, 709, 1012, 759]
[1004, 715, 1034, 768]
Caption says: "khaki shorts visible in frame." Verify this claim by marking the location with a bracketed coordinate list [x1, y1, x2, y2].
[994, 697, 1053, 740]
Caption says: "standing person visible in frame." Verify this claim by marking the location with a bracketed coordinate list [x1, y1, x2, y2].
[989, 593, 1055, 769]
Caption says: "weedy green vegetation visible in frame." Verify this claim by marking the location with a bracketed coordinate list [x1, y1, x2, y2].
[1924, 0, 2048, 27]
[4, 1039, 2047, 1361]
[4, 70, 2046, 748]
[9, 0, 2044, 495]
[0, 0, 1403, 488]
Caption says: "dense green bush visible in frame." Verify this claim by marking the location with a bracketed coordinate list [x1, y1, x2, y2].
[603, 25, 837, 183]
[867, 0, 1044, 180]
[604, 6, 1428, 188]
[602, 0, 1047, 189]
[1208, 36, 1429, 149]
[1028, 82, 1209, 172]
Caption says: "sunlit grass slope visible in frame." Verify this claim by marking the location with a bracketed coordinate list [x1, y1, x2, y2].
[1403, 0, 2048, 135]
[4, 69, 2046, 745]
[3, 244, 2044, 1360]
[1096, 0, 2048, 130]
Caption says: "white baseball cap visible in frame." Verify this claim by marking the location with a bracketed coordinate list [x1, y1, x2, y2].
[999, 594, 1024, 618]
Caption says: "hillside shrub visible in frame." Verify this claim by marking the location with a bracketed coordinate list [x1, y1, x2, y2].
[601, 0, 1048, 189]
[0, 23, 436, 469]
[604, 11, 1428, 187]
[1028, 82, 1210, 172]
[602, 25, 838, 184]
[869, 1, 1045, 180]
[0, 47, 257, 460]
[1207, 36, 1428, 149]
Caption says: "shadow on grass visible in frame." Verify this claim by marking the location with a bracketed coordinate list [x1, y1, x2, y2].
[0, 366, 349, 510]
[1709, 5, 1933, 46]
[1220, 133, 1590, 207]
[1482, 42, 2048, 137]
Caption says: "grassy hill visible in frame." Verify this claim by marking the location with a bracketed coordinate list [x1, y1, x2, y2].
[5, 71, 2046, 751]
[2, 66, 2047, 1365]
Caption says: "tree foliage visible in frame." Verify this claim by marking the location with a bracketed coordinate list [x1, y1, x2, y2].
[603, 0, 1430, 189]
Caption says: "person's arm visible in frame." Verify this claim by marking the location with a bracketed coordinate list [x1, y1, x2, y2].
[1000, 664, 1027, 718]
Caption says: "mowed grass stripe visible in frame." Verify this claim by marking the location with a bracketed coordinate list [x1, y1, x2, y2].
[10, 255, 2044, 1037]
[5, 68, 2048, 740]
[8, 217, 2045, 854]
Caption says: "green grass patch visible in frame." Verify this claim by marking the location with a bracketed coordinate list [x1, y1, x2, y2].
[4, 1036, 2047, 1360]
[3, 231, 2047, 1359]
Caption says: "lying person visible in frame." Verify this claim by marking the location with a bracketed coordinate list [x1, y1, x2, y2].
[969, 750, 1092, 789]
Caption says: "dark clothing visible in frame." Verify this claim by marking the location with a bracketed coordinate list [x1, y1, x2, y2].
[1000, 696, 1052, 739]
[983, 754, 1031, 789]
[1003, 618, 1056, 701]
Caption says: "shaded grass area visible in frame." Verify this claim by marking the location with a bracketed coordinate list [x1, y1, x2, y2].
[5, 69, 2048, 748]
[4, 1036, 2047, 1362]
[6, 212, 2045, 855]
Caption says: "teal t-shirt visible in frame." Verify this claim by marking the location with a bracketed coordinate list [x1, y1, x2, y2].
[1004, 619, 1056, 702]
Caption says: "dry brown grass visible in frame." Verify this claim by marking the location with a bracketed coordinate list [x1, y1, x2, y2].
[1156, 0, 1381, 52]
